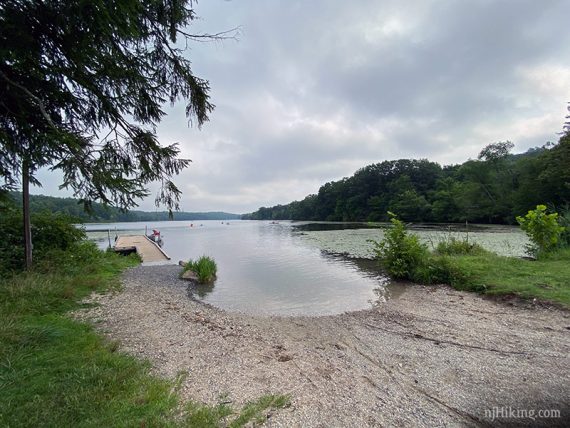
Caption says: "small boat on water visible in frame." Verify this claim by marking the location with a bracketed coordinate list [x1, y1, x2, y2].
[147, 229, 164, 247]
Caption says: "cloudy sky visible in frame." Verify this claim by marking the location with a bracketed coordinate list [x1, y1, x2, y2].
[36, 0, 570, 214]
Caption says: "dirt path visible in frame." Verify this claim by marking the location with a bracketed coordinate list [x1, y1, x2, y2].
[78, 265, 570, 427]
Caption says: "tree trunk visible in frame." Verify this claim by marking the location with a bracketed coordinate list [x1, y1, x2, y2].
[22, 160, 32, 269]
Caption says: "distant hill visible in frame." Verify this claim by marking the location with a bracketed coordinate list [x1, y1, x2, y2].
[243, 138, 569, 225]
[7, 192, 242, 222]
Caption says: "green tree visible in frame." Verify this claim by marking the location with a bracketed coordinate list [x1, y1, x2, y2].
[457, 142, 516, 223]
[388, 176, 430, 221]
[516, 205, 565, 257]
[430, 177, 462, 222]
[244, 120, 568, 225]
[537, 134, 570, 206]
[478, 141, 514, 163]
[0, 0, 229, 268]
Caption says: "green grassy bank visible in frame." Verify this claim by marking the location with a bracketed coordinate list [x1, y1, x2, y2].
[0, 242, 287, 427]
[448, 248, 570, 307]
[373, 214, 570, 308]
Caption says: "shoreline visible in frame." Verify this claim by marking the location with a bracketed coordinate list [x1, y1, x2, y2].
[77, 264, 570, 427]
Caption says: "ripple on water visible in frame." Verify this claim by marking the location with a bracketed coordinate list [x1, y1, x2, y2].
[86, 220, 528, 316]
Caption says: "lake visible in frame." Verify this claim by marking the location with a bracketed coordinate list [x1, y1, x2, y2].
[85, 220, 528, 316]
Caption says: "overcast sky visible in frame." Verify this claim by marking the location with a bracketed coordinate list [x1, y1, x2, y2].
[35, 0, 570, 214]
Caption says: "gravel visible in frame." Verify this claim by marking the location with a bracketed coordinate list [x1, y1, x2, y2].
[76, 264, 570, 427]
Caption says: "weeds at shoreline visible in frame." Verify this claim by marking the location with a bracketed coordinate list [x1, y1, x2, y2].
[371, 213, 570, 307]
[181, 255, 218, 284]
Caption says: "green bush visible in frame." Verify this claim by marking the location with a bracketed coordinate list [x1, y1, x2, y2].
[413, 255, 471, 288]
[558, 205, 570, 247]
[370, 213, 428, 280]
[182, 256, 217, 284]
[516, 205, 565, 257]
[371, 213, 473, 287]
[0, 210, 86, 272]
[435, 237, 487, 256]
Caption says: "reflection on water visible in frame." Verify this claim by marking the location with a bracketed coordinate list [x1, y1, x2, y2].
[86, 220, 398, 315]
[192, 282, 216, 299]
[85, 220, 527, 316]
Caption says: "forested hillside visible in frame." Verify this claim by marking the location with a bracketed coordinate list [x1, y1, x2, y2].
[5, 193, 241, 222]
[244, 135, 570, 224]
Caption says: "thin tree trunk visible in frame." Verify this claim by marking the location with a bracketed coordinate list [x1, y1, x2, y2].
[22, 160, 32, 269]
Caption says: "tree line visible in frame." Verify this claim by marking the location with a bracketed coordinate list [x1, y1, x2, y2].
[243, 133, 570, 224]
[4, 192, 240, 222]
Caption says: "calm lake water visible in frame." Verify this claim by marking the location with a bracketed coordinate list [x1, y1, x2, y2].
[85, 220, 528, 316]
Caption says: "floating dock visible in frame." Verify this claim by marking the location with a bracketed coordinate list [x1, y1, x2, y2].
[114, 235, 170, 262]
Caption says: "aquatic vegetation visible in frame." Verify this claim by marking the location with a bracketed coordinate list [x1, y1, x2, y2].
[182, 255, 218, 284]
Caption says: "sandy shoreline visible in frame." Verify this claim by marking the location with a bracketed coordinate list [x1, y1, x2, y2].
[77, 264, 570, 427]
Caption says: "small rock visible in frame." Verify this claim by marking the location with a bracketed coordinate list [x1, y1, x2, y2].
[181, 270, 198, 281]
[178, 260, 187, 267]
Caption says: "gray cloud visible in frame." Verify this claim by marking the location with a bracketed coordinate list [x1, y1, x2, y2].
[32, 0, 570, 213]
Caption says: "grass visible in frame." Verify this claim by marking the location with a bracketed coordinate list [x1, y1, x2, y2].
[448, 248, 570, 306]
[0, 242, 288, 427]
[373, 216, 570, 308]
[181, 255, 217, 284]
[184, 394, 289, 428]
[434, 237, 488, 256]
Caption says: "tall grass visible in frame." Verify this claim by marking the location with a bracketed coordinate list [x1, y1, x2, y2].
[182, 255, 218, 284]
[435, 237, 488, 256]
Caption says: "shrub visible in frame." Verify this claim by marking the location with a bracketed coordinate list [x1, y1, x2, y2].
[182, 256, 217, 284]
[370, 213, 428, 280]
[558, 205, 570, 247]
[371, 213, 474, 287]
[516, 205, 565, 257]
[0, 210, 86, 272]
[435, 237, 487, 256]
[413, 255, 471, 287]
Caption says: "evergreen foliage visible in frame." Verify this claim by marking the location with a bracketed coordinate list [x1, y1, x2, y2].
[0, 0, 226, 267]
[0, 210, 86, 272]
[1, 0, 214, 209]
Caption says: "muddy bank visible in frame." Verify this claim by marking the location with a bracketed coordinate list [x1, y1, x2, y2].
[77, 265, 570, 427]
